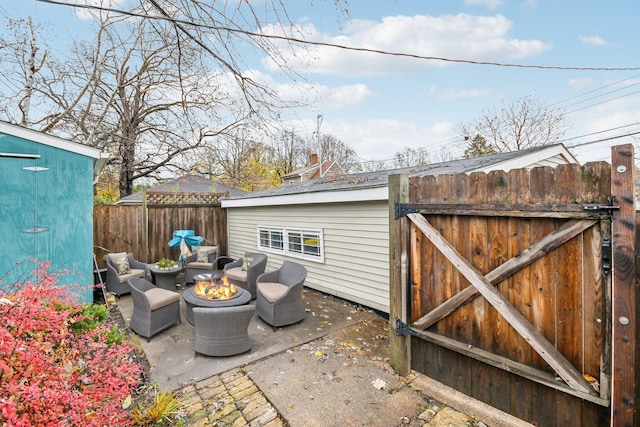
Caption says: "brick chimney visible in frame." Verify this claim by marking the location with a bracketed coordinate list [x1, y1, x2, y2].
[310, 153, 319, 165]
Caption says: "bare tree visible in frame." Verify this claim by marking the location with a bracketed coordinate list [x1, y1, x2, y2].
[457, 94, 568, 153]
[0, 18, 49, 126]
[305, 134, 361, 173]
[0, 1, 349, 197]
[392, 146, 430, 168]
[269, 129, 308, 178]
[197, 127, 279, 191]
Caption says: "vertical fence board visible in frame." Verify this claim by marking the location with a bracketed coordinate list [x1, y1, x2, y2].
[610, 144, 637, 427]
[389, 173, 411, 376]
[583, 224, 603, 378]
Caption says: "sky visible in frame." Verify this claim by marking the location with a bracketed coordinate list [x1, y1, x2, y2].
[3, 0, 640, 166]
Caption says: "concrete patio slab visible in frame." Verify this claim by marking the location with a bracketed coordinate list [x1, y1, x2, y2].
[115, 286, 381, 391]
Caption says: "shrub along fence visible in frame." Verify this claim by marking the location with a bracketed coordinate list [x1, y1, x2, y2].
[94, 191, 227, 268]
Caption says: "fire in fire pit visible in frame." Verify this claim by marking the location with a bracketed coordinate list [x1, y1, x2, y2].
[193, 274, 238, 300]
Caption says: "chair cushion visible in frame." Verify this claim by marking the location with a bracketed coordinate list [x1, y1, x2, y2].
[241, 257, 253, 271]
[107, 252, 127, 264]
[225, 267, 247, 282]
[116, 257, 131, 274]
[188, 261, 215, 270]
[196, 246, 218, 263]
[145, 288, 180, 310]
[197, 251, 209, 263]
[117, 268, 145, 283]
[258, 282, 288, 303]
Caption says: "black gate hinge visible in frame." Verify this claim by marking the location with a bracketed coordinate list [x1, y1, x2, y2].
[395, 202, 419, 219]
[395, 318, 421, 337]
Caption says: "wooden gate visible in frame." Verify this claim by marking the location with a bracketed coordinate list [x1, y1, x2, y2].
[389, 145, 636, 426]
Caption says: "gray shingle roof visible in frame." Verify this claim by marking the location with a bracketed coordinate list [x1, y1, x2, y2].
[226, 144, 574, 200]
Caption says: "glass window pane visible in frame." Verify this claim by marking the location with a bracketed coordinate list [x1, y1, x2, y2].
[303, 233, 320, 256]
[259, 229, 269, 247]
[271, 230, 283, 249]
[288, 232, 301, 253]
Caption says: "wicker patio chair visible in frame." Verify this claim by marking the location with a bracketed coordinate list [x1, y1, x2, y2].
[193, 305, 255, 357]
[128, 277, 181, 342]
[105, 252, 149, 297]
[256, 261, 307, 331]
[223, 252, 267, 299]
[184, 245, 219, 284]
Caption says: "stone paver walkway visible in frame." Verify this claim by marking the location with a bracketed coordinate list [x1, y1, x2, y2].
[177, 368, 285, 426]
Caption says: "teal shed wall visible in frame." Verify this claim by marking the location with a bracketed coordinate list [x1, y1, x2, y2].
[0, 133, 95, 303]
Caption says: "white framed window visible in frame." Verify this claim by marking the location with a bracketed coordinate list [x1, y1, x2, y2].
[257, 226, 324, 263]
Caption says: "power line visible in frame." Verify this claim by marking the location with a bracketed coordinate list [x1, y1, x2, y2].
[34, 0, 640, 72]
[548, 73, 640, 108]
[560, 122, 640, 143]
[566, 130, 640, 149]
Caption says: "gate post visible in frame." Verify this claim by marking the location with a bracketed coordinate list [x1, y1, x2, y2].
[389, 173, 411, 375]
[611, 144, 637, 426]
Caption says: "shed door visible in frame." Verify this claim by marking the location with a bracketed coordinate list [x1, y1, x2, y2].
[0, 154, 45, 285]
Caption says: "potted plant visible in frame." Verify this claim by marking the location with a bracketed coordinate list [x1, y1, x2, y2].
[156, 258, 177, 270]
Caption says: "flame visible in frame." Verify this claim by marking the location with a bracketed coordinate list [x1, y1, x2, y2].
[193, 275, 237, 300]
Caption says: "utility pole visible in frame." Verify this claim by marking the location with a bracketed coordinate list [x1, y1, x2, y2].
[316, 114, 323, 176]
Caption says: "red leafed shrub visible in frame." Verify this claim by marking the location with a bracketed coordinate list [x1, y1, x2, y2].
[0, 261, 142, 426]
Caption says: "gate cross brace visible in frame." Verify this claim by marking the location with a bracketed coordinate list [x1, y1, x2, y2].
[412, 218, 598, 330]
[406, 213, 596, 395]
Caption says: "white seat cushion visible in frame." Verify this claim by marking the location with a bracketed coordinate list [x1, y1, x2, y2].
[145, 288, 180, 310]
[188, 261, 215, 270]
[117, 268, 145, 283]
[257, 282, 288, 303]
[225, 267, 247, 282]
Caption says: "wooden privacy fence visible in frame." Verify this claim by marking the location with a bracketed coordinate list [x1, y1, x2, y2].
[94, 191, 227, 268]
[389, 145, 637, 426]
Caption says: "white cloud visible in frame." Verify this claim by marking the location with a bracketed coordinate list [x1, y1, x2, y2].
[566, 94, 640, 162]
[437, 87, 490, 101]
[578, 35, 608, 46]
[324, 84, 373, 109]
[71, 0, 129, 20]
[567, 77, 593, 89]
[261, 14, 551, 77]
[464, 0, 503, 10]
[325, 118, 462, 161]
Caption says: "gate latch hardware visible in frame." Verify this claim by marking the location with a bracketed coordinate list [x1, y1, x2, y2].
[583, 196, 620, 218]
[395, 318, 420, 337]
[602, 237, 611, 276]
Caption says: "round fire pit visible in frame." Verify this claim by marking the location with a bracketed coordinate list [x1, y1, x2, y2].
[192, 273, 240, 301]
[183, 286, 251, 325]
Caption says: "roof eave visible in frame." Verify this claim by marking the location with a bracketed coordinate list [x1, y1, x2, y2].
[221, 186, 388, 208]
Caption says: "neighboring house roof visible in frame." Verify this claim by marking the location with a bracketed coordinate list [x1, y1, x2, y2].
[116, 175, 246, 205]
[282, 160, 344, 183]
[222, 143, 579, 208]
[0, 120, 111, 179]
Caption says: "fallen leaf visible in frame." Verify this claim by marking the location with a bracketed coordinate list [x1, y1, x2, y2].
[371, 378, 387, 390]
[121, 395, 132, 409]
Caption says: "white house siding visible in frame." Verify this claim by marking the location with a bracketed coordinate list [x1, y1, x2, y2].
[226, 200, 391, 313]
